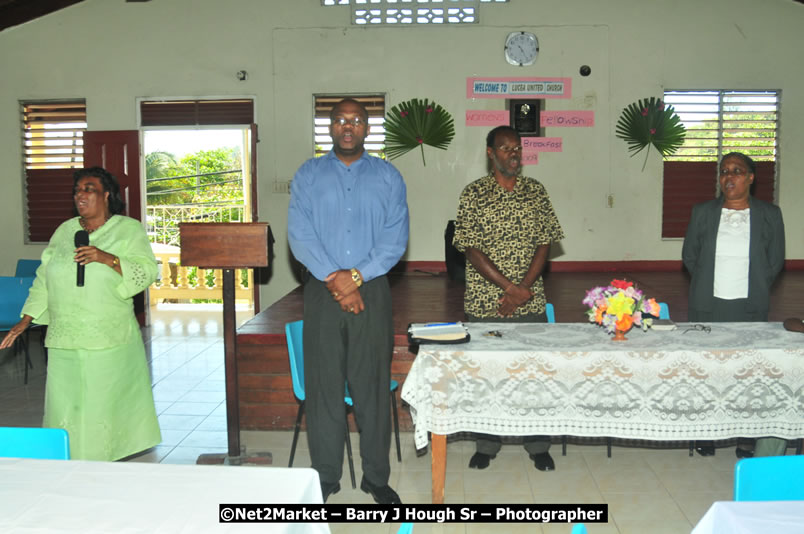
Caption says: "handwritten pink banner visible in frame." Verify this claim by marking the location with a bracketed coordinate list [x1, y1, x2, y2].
[522, 137, 563, 152]
[465, 110, 508, 126]
[521, 151, 538, 165]
[541, 111, 595, 127]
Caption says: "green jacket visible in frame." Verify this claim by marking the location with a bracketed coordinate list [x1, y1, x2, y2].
[22, 215, 157, 349]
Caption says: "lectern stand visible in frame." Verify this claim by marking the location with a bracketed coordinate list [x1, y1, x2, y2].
[179, 223, 271, 463]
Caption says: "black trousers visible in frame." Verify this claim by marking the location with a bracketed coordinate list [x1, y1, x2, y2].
[303, 275, 393, 486]
[689, 297, 767, 322]
[466, 311, 551, 455]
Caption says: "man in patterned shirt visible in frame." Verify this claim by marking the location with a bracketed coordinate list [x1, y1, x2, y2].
[453, 125, 565, 472]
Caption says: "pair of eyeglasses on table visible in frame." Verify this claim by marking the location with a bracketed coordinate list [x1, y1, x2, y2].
[682, 324, 711, 334]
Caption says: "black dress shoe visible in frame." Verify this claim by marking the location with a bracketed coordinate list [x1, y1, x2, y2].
[468, 452, 495, 469]
[735, 448, 754, 458]
[320, 480, 341, 503]
[695, 446, 716, 456]
[529, 452, 555, 472]
[360, 477, 401, 504]
[694, 441, 716, 457]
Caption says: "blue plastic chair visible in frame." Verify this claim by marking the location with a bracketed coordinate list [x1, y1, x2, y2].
[285, 320, 402, 489]
[14, 259, 41, 277]
[546, 302, 556, 323]
[734, 456, 804, 501]
[0, 276, 35, 384]
[571, 524, 588, 534]
[0, 427, 70, 459]
[12, 261, 48, 364]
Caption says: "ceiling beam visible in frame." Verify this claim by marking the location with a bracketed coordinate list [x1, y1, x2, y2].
[0, 0, 85, 32]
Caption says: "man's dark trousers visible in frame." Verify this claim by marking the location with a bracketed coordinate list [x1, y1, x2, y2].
[303, 275, 393, 487]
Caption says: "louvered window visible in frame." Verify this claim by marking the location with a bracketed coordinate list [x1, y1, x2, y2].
[661, 90, 780, 238]
[21, 100, 87, 243]
[140, 99, 254, 126]
[314, 95, 386, 159]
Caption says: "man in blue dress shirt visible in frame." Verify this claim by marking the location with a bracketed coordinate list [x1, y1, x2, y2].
[288, 99, 409, 504]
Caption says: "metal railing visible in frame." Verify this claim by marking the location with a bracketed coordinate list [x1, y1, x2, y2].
[146, 204, 251, 305]
[147, 204, 246, 246]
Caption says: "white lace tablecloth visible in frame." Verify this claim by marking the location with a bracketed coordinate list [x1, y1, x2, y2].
[401, 322, 804, 450]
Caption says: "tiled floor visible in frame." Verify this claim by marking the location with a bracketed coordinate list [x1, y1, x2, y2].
[0, 304, 748, 534]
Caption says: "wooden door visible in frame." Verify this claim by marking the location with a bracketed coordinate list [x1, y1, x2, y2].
[248, 123, 262, 311]
[83, 130, 147, 325]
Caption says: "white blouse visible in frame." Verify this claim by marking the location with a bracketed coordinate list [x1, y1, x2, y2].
[714, 208, 750, 299]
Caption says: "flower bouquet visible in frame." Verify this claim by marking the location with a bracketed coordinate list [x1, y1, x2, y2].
[583, 279, 661, 340]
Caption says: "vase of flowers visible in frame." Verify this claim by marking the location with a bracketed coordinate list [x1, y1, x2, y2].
[583, 279, 660, 340]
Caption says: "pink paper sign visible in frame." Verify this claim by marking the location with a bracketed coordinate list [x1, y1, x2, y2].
[522, 137, 563, 152]
[541, 111, 595, 127]
[467, 77, 572, 99]
[465, 110, 509, 126]
[521, 151, 539, 166]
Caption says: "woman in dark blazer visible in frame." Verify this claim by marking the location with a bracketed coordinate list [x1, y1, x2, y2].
[682, 152, 786, 457]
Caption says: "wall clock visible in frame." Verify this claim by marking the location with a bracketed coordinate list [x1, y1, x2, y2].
[504, 31, 539, 67]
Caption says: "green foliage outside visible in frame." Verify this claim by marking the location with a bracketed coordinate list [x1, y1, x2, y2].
[146, 146, 249, 301]
[146, 147, 244, 206]
[667, 112, 777, 162]
[184, 267, 250, 303]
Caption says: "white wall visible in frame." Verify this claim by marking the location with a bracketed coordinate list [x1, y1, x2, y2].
[1, 0, 802, 308]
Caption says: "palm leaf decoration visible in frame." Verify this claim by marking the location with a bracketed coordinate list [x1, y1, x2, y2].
[384, 98, 455, 166]
[615, 97, 686, 171]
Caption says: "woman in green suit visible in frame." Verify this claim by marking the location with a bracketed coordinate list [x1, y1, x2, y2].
[1, 167, 161, 461]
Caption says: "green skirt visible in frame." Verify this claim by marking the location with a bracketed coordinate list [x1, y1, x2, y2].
[43, 335, 161, 461]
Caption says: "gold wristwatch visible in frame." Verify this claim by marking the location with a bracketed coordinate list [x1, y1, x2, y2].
[350, 268, 362, 287]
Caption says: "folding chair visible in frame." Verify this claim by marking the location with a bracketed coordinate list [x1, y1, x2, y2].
[0, 276, 35, 384]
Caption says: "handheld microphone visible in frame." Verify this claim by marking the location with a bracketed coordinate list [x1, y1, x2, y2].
[74, 230, 89, 287]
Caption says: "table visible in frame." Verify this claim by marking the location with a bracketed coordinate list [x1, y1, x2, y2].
[0, 458, 330, 533]
[691, 500, 804, 534]
[400, 322, 804, 503]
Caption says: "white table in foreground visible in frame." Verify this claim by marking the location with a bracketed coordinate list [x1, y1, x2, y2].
[0, 458, 330, 534]
[401, 322, 804, 503]
[691, 501, 804, 534]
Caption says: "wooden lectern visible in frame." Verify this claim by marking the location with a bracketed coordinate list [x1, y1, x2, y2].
[179, 222, 271, 460]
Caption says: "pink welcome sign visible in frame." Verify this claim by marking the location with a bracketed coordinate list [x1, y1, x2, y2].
[467, 77, 572, 99]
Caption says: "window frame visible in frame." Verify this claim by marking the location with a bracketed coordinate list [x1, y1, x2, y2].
[313, 94, 386, 159]
[660, 89, 780, 239]
[21, 99, 87, 243]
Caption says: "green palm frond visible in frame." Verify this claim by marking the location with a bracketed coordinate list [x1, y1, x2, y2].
[384, 99, 455, 166]
[615, 97, 686, 170]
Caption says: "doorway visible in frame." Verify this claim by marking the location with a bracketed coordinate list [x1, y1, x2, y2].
[143, 127, 255, 312]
